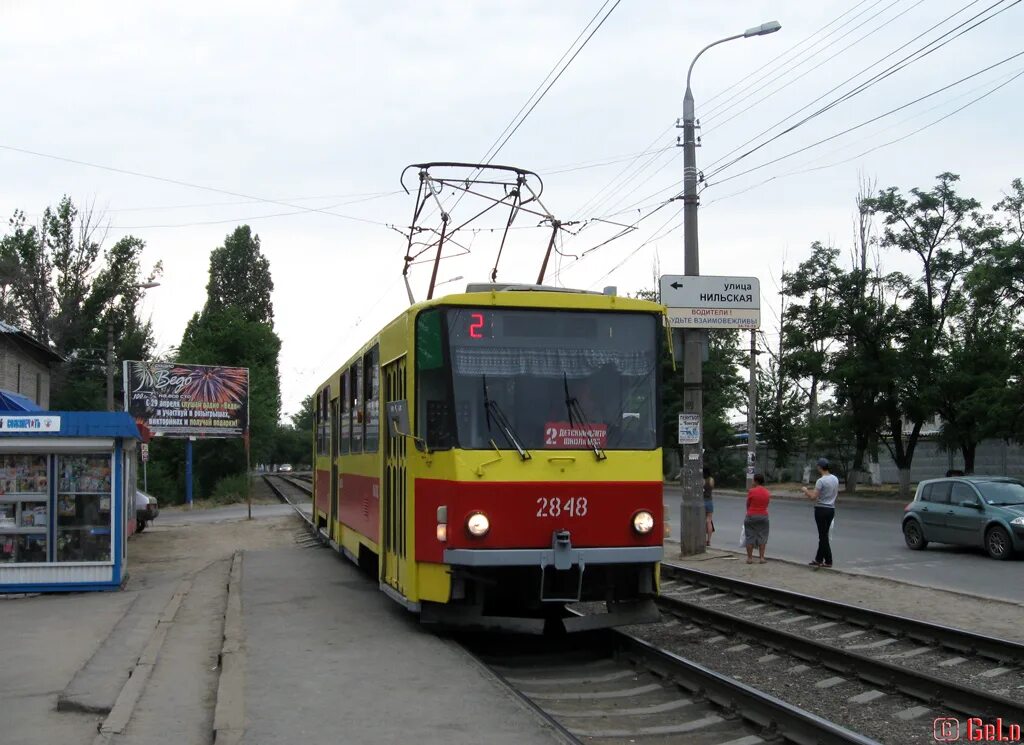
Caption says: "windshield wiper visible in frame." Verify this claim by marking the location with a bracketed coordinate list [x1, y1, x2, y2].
[563, 373, 607, 461]
[482, 375, 530, 461]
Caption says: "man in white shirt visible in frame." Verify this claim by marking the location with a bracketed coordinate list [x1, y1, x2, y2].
[802, 458, 839, 567]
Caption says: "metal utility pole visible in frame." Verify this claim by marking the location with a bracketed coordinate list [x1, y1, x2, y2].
[746, 329, 757, 490]
[680, 20, 781, 517]
[106, 322, 115, 412]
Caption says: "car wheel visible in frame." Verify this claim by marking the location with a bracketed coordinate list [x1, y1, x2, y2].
[903, 520, 927, 550]
[985, 525, 1013, 560]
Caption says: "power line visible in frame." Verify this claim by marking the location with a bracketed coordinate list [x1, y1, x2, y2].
[568, 122, 676, 219]
[703, 62, 1024, 205]
[482, 0, 624, 167]
[706, 47, 1024, 188]
[478, 0, 617, 167]
[703, 0, 1014, 180]
[0, 142, 392, 226]
[703, 0, 926, 133]
[701, 0, 893, 120]
[539, 146, 675, 175]
[422, 0, 624, 226]
[94, 190, 401, 214]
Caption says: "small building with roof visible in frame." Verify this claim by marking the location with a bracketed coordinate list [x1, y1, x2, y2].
[0, 411, 140, 592]
[0, 321, 63, 409]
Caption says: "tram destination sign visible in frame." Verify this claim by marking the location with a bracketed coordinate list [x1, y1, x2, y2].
[123, 361, 249, 439]
[659, 275, 760, 329]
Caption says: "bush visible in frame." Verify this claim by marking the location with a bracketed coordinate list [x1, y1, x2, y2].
[211, 473, 252, 505]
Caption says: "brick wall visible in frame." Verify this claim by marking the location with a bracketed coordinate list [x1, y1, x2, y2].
[0, 337, 52, 408]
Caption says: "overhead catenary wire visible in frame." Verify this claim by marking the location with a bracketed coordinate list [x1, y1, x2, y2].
[701, 0, 897, 121]
[478, 0, 621, 168]
[703, 62, 1024, 206]
[702, 0, 1018, 181]
[702, 0, 927, 134]
[0, 143, 392, 226]
[423, 0, 625, 226]
[705, 47, 1024, 189]
[104, 191, 405, 229]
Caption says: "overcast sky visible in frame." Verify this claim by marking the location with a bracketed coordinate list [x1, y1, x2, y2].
[2, 0, 1022, 419]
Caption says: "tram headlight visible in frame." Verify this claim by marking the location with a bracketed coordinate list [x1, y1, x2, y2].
[466, 512, 490, 537]
[632, 510, 655, 535]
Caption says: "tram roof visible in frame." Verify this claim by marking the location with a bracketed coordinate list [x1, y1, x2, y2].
[315, 283, 665, 391]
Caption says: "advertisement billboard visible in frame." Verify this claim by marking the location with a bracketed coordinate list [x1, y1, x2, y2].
[123, 361, 249, 439]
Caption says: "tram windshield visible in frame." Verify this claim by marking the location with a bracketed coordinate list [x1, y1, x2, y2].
[415, 307, 659, 451]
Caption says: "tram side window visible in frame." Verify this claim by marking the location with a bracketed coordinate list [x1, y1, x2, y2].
[339, 372, 350, 455]
[415, 309, 456, 449]
[364, 346, 380, 453]
[313, 394, 322, 455]
[316, 388, 330, 456]
[350, 361, 363, 453]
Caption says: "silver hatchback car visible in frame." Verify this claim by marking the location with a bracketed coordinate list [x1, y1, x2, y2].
[902, 476, 1024, 560]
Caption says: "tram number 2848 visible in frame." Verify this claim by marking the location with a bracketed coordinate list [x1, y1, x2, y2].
[536, 496, 589, 518]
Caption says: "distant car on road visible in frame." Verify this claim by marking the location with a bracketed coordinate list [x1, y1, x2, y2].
[902, 476, 1024, 560]
[135, 490, 159, 533]
[279, 464, 293, 472]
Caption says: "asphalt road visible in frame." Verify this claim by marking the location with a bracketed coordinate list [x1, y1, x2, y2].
[664, 487, 1024, 603]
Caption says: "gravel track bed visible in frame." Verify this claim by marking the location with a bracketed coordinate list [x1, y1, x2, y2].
[623, 616, 968, 745]
[662, 585, 1024, 699]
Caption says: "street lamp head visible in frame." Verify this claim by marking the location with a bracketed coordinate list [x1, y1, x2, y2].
[136, 282, 161, 290]
[744, 21, 781, 37]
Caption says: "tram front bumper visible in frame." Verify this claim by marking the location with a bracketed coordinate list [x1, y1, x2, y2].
[442, 545, 663, 567]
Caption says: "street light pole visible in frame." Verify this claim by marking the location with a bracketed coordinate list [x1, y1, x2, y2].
[680, 21, 780, 518]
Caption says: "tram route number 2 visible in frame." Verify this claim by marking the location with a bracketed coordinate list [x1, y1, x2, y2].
[536, 496, 588, 517]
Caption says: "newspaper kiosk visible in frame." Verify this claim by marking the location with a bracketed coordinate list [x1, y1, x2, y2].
[0, 412, 140, 592]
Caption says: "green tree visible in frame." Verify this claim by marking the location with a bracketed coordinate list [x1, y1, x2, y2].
[0, 198, 159, 409]
[864, 173, 1000, 496]
[633, 289, 745, 481]
[205, 226, 274, 324]
[163, 226, 282, 500]
[756, 351, 804, 479]
[781, 242, 839, 458]
[782, 239, 896, 492]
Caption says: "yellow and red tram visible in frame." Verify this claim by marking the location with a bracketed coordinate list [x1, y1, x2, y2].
[312, 283, 665, 632]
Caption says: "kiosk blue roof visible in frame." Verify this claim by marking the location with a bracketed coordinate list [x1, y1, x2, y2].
[0, 389, 44, 412]
[0, 411, 141, 439]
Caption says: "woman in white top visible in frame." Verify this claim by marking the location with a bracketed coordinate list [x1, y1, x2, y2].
[802, 458, 838, 568]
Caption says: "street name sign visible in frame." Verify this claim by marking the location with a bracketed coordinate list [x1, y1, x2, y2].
[660, 275, 760, 329]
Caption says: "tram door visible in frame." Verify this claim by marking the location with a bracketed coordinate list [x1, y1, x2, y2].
[381, 356, 407, 594]
[330, 396, 339, 541]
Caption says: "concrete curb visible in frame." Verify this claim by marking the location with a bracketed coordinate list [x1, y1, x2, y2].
[663, 539, 1024, 609]
[213, 551, 245, 745]
[91, 578, 193, 744]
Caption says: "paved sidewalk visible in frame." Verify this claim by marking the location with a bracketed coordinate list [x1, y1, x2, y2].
[239, 546, 564, 745]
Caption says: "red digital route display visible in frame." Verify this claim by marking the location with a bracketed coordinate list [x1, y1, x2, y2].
[469, 312, 486, 339]
[543, 421, 608, 448]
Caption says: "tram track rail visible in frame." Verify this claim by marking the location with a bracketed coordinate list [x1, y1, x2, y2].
[655, 565, 1024, 727]
[462, 628, 878, 745]
[661, 565, 1024, 665]
[261, 474, 315, 531]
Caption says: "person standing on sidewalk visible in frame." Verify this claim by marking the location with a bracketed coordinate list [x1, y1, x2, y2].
[703, 467, 715, 547]
[744, 474, 771, 564]
[802, 458, 838, 568]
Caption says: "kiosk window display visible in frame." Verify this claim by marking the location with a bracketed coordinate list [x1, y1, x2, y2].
[0, 412, 140, 592]
[0, 454, 50, 564]
[56, 454, 113, 562]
